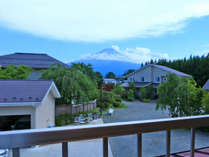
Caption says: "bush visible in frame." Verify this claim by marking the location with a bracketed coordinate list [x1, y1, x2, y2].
[127, 89, 134, 101]
[140, 85, 155, 100]
[112, 85, 125, 96]
[113, 101, 121, 107]
[97, 91, 114, 109]
[202, 92, 209, 114]
[55, 114, 74, 126]
[141, 98, 151, 103]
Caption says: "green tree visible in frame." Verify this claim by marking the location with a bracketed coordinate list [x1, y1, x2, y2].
[71, 63, 103, 85]
[105, 72, 116, 79]
[0, 65, 32, 80]
[156, 74, 203, 117]
[41, 64, 98, 105]
[123, 69, 136, 76]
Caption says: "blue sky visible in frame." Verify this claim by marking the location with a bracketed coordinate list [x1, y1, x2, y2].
[0, 1, 209, 63]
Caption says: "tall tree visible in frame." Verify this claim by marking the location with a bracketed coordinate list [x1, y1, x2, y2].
[105, 72, 116, 79]
[41, 64, 98, 105]
[156, 74, 204, 117]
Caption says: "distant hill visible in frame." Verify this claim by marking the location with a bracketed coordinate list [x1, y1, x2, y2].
[70, 48, 140, 76]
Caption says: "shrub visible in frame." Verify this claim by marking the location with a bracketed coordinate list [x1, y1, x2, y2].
[127, 89, 134, 101]
[112, 85, 125, 96]
[140, 85, 155, 100]
[202, 92, 209, 114]
[141, 98, 151, 103]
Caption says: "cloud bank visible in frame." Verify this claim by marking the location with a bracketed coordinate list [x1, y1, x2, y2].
[80, 46, 169, 64]
[1, 0, 209, 42]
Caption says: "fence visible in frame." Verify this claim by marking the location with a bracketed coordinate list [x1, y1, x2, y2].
[1, 115, 209, 157]
[56, 100, 97, 116]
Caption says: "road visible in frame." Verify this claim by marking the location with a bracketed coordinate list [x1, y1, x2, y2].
[103, 100, 209, 157]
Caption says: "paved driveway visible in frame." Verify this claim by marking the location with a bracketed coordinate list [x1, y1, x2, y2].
[103, 100, 209, 157]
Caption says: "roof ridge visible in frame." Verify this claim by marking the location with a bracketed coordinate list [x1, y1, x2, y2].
[14, 52, 47, 55]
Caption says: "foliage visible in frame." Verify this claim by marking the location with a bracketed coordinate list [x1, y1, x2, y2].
[71, 63, 103, 85]
[123, 69, 136, 76]
[112, 84, 125, 96]
[201, 92, 209, 114]
[156, 74, 204, 117]
[141, 98, 151, 103]
[145, 54, 209, 87]
[127, 89, 135, 101]
[97, 91, 114, 109]
[55, 108, 100, 126]
[41, 64, 98, 105]
[105, 72, 116, 79]
[0, 65, 32, 80]
[140, 85, 155, 100]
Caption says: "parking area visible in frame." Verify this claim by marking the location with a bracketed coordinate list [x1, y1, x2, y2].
[103, 100, 209, 157]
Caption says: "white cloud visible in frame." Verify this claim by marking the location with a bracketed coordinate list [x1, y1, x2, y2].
[79, 45, 169, 63]
[1, 0, 209, 42]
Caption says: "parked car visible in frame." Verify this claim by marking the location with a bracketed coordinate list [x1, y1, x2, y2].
[0, 149, 8, 157]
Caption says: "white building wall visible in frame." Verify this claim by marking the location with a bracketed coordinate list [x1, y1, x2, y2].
[0, 106, 36, 129]
[152, 67, 169, 83]
[134, 66, 152, 82]
[35, 91, 55, 128]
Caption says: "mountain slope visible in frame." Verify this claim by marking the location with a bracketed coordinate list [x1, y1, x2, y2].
[71, 47, 140, 76]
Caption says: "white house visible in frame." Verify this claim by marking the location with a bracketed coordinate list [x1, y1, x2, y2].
[0, 80, 61, 131]
[103, 78, 117, 85]
[122, 64, 191, 97]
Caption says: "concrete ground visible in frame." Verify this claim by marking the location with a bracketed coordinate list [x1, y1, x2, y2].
[8, 119, 113, 157]
[103, 100, 209, 157]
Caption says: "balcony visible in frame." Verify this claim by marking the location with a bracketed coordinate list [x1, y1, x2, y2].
[1, 115, 209, 157]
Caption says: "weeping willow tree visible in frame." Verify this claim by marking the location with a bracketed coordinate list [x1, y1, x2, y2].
[156, 74, 204, 117]
[41, 64, 98, 105]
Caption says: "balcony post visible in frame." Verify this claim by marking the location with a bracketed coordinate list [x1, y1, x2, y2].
[62, 142, 68, 157]
[12, 148, 20, 157]
[166, 130, 171, 157]
[190, 128, 195, 157]
[103, 137, 108, 157]
[137, 133, 142, 157]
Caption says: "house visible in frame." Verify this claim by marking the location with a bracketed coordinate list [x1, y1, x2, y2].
[122, 64, 191, 97]
[0, 80, 61, 131]
[203, 79, 209, 90]
[0, 52, 68, 79]
[103, 78, 117, 85]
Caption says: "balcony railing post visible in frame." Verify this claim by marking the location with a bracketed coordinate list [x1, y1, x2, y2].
[103, 137, 108, 157]
[12, 148, 20, 157]
[137, 133, 142, 157]
[62, 142, 68, 157]
[166, 130, 171, 157]
[190, 128, 195, 157]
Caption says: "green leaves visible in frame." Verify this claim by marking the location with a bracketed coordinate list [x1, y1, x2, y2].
[157, 74, 204, 117]
[41, 64, 98, 105]
[0, 65, 32, 80]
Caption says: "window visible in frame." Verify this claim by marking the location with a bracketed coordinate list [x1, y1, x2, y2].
[156, 76, 160, 82]
[141, 77, 144, 82]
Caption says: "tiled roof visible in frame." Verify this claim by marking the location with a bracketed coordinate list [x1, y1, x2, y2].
[203, 79, 209, 90]
[0, 80, 54, 103]
[152, 64, 191, 77]
[0, 52, 68, 69]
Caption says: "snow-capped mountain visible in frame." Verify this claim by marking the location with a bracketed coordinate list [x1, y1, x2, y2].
[70, 46, 168, 76]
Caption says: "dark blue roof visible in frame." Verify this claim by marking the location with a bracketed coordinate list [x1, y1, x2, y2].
[0, 52, 68, 69]
[0, 80, 53, 103]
